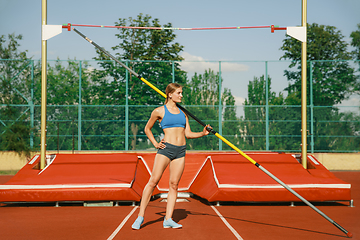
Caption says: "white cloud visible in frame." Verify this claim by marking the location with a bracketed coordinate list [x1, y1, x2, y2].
[337, 96, 360, 107]
[335, 96, 360, 115]
[234, 96, 245, 106]
[180, 52, 249, 72]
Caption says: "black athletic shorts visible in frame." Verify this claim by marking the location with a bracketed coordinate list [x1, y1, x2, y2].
[157, 142, 186, 160]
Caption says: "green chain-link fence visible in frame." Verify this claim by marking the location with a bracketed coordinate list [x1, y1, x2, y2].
[1, 59, 359, 152]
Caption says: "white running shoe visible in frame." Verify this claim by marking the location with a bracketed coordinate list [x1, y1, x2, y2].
[163, 217, 182, 229]
[132, 216, 144, 230]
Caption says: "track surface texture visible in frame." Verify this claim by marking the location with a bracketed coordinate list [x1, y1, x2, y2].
[0, 171, 359, 240]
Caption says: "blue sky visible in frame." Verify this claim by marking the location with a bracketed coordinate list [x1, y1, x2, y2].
[1, 0, 359, 106]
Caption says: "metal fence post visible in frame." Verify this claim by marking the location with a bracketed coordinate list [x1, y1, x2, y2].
[218, 61, 222, 150]
[125, 61, 129, 150]
[78, 60, 82, 151]
[265, 61, 269, 150]
[30, 60, 34, 149]
[310, 61, 314, 153]
[172, 61, 175, 83]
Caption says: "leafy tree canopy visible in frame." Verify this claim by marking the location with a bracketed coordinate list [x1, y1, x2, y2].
[280, 23, 352, 63]
[350, 23, 360, 93]
[0, 33, 32, 157]
[280, 23, 357, 106]
[92, 14, 187, 150]
[112, 13, 184, 61]
[350, 23, 360, 61]
[94, 13, 186, 107]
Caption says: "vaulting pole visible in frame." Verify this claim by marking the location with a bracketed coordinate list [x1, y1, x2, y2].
[72, 28, 352, 238]
[40, 0, 47, 169]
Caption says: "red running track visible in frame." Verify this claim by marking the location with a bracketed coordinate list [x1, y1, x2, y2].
[0, 171, 358, 240]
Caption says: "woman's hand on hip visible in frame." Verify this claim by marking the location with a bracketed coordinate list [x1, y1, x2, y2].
[155, 139, 166, 149]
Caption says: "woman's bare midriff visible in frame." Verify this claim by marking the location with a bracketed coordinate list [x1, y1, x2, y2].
[163, 127, 186, 146]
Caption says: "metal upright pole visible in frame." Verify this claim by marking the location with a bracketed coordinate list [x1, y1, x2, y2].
[40, 0, 47, 169]
[301, 0, 308, 169]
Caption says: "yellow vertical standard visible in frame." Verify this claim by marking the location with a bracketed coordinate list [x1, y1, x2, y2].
[301, 0, 308, 169]
[40, 0, 47, 169]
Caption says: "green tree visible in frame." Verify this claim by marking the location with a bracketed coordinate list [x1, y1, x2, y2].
[350, 23, 360, 61]
[280, 23, 359, 152]
[241, 75, 268, 150]
[93, 13, 186, 150]
[350, 23, 360, 93]
[0, 33, 34, 157]
[280, 23, 356, 106]
[183, 69, 237, 150]
[38, 60, 96, 151]
[241, 75, 291, 150]
[221, 88, 239, 150]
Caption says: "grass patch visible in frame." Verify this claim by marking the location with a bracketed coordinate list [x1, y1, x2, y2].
[0, 170, 19, 175]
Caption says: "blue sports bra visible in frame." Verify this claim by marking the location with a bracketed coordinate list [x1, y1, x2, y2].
[160, 105, 186, 129]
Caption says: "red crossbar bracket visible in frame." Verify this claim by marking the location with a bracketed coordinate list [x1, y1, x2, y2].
[62, 23, 72, 31]
[271, 25, 287, 33]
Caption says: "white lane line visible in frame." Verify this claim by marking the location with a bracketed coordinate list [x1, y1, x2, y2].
[211, 205, 244, 240]
[107, 206, 138, 240]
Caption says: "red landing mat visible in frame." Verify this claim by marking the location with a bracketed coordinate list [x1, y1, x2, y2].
[0, 152, 351, 203]
[0, 153, 151, 202]
[189, 152, 351, 202]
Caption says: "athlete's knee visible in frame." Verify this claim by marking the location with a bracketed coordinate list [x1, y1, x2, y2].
[169, 180, 179, 191]
[147, 178, 159, 189]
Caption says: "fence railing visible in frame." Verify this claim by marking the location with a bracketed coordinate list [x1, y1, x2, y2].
[1, 59, 359, 152]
